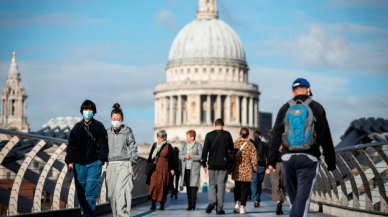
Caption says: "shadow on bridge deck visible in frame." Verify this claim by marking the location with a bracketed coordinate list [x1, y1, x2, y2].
[98, 192, 335, 217]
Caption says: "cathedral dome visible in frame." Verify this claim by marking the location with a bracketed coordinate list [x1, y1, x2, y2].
[167, 6, 245, 65]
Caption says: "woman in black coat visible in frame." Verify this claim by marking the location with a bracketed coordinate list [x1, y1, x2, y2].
[146, 130, 175, 210]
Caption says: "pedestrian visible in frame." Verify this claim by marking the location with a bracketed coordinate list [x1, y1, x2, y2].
[267, 128, 286, 215]
[106, 103, 138, 217]
[179, 130, 203, 211]
[201, 119, 234, 215]
[171, 147, 182, 199]
[146, 130, 175, 211]
[267, 78, 336, 217]
[65, 100, 109, 217]
[228, 128, 258, 214]
[250, 130, 268, 208]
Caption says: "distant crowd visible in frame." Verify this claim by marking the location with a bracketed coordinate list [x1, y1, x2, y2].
[65, 78, 336, 217]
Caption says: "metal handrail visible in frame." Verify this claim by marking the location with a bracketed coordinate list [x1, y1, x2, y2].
[0, 128, 67, 144]
[312, 139, 388, 214]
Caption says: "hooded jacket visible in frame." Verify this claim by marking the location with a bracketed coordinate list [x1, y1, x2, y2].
[107, 125, 138, 165]
[65, 118, 109, 165]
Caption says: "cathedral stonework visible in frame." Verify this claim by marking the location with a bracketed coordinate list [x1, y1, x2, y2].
[0, 52, 30, 138]
[154, 0, 260, 144]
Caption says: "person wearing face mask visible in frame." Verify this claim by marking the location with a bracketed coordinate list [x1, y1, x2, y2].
[106, 103, 138, 217]
[65, 100, 109, 217]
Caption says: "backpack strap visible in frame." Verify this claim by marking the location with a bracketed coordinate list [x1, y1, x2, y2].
[303, 97, 313, 105]
[236, 142, 248, 158]
[287, 99, 297, 107]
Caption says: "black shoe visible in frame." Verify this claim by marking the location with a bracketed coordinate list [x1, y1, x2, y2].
[160, 202, 165, 211]
[254, 199, 259, 208]
[150, 200, 156, 210]
[276, 203, 283, 215]
[216, 209, 225, 215]
[175, 194, 178, 199]
[187, 202, 193, 211]
[192, 202, 196, 210]
[206, 204, 215, 213]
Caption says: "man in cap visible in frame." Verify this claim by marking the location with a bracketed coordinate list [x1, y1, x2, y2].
[266, 78, 336, 216]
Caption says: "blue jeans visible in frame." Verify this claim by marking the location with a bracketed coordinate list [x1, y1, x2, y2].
[251, 166, 266, 203]
[74, 160, 102, 217]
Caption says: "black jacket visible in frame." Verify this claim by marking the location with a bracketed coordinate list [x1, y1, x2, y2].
[201, 130, 234, 170]
[146, 143, 175, 190]
[267, 95, 336, 171]
[65, 119, 109, 165]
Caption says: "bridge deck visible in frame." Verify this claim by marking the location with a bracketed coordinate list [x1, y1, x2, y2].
[99, 192, 334, 217]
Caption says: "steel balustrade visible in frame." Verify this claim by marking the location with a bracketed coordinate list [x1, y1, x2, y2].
[313, 140, 388, 215]
[0, 128, 149, 216]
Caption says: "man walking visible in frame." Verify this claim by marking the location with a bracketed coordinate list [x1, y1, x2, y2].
[267, 78, 336, 217]
[250, 130, 267, 208]
[65, 100, 109, 217]
[201, 119, 234, 214]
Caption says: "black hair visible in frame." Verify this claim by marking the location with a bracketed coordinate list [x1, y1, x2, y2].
[240, 128, 249, 139]
[253, 130, 261, 138]
[215, 118, 224, 126]
[111, 103, 124, 120]
[80, 100, 96, 115]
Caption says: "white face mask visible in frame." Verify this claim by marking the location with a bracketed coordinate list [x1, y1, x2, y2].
[111, 121, 122, 128]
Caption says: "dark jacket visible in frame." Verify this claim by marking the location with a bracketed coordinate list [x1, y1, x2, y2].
[250, 137, 268, 167]
[201, 130, 234, 170]
[267, 138, 282, 162]
[267, 95, 336, 171]
[146, 143, 175, 190]
[65, 119, 109, 165]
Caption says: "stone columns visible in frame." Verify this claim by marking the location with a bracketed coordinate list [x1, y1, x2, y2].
[206, 95, 211, 124]
[169, 96, 174, 125]
[177, 95, 182, 125]
[242, 97, 247, 125]
[216, 95, 221, 119]
[236, 96, 240, 125]
[197, 95, 201, 124]
[226, 95, 231, 124]
[254, 99, 258, 128]
[163, 97, 168, 125]
[249, 97, 253, 127]
[187, 96, 191, 124]
[154, 98, 158, 125]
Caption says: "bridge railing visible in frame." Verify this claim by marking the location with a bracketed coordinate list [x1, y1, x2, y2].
[312, 140, 388, 215]
[0, 128, 149, 216]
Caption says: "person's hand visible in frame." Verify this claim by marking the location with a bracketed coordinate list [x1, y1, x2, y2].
[171, 170, 175, 175]
[203, 167, 208, 174]
[266, 165, 275, 174]
[189, 154, 193, 159]
[67, 163, 74, 173]
[185, 154, 191, 159]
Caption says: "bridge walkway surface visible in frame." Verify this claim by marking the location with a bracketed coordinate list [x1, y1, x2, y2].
[98, 192, 334, 217]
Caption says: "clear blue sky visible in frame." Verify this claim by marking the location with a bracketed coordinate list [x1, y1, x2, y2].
[0, 0, 387, 144]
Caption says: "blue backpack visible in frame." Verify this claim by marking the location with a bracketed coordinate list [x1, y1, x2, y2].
[282, 98, 316, 151]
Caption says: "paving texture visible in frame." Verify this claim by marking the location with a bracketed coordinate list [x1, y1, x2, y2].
[98, 192, 335, 217]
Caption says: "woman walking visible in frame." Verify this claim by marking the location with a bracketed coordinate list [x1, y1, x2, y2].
[228, 128, 258, 214]
[146, 130, 175, 210]
[179, 130, 203, 211]
[106, 103, 138, 217]
[171, 147, 182, 199]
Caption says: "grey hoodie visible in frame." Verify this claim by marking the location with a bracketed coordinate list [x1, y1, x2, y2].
[107, 125, 138, 164]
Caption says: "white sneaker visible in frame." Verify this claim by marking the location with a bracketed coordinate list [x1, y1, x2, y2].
[233, 204, 239, 213]
[240, 207, 245, 214]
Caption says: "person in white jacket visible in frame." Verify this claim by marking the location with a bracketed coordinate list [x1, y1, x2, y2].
[106, 103, 138, 217]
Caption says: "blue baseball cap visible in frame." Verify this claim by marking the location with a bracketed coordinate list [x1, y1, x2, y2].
[292, 78, 313, 96]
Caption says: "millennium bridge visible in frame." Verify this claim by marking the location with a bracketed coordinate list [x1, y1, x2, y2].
[0, 117, 387, 217]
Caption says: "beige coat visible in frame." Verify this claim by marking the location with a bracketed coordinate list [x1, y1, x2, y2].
[228, 138, 258, 182]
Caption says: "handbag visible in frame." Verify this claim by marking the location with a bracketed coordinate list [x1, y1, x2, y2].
[145, 143, 167, 175]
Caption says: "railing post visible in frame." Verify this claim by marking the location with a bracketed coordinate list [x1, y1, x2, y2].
[0, 136, 20, 164]
[357, 148, 388, 212]
[67, 178, 76, 208]
[319, 164, 333, 203]
[344, 151, 374, 211]
[320, 158, 340, 205]
[336, 153, 360, 208]
[52, 164, 69, 210]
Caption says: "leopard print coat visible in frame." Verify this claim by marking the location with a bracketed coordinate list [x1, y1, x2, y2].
[228, 137, 258, 182]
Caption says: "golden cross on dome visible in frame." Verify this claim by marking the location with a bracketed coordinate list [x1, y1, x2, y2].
[12, 51, 16, 62]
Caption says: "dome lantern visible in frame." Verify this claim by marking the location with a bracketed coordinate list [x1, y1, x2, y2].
[196, 0, 218, 19]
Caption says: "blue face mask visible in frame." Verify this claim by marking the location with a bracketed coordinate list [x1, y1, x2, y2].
[83, 111, 93, 120]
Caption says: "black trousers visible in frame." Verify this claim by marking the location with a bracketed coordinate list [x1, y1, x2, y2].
[172, 172, 180, 196]
[234, 181, 251, 206]
[185, 169, 198, 203]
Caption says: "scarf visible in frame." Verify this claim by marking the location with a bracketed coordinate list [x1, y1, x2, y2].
[186, 141, 196, 161]
[152, 140, 166, 160]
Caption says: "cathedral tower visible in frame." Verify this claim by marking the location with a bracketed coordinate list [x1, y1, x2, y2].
[0, 52, 30, 134]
